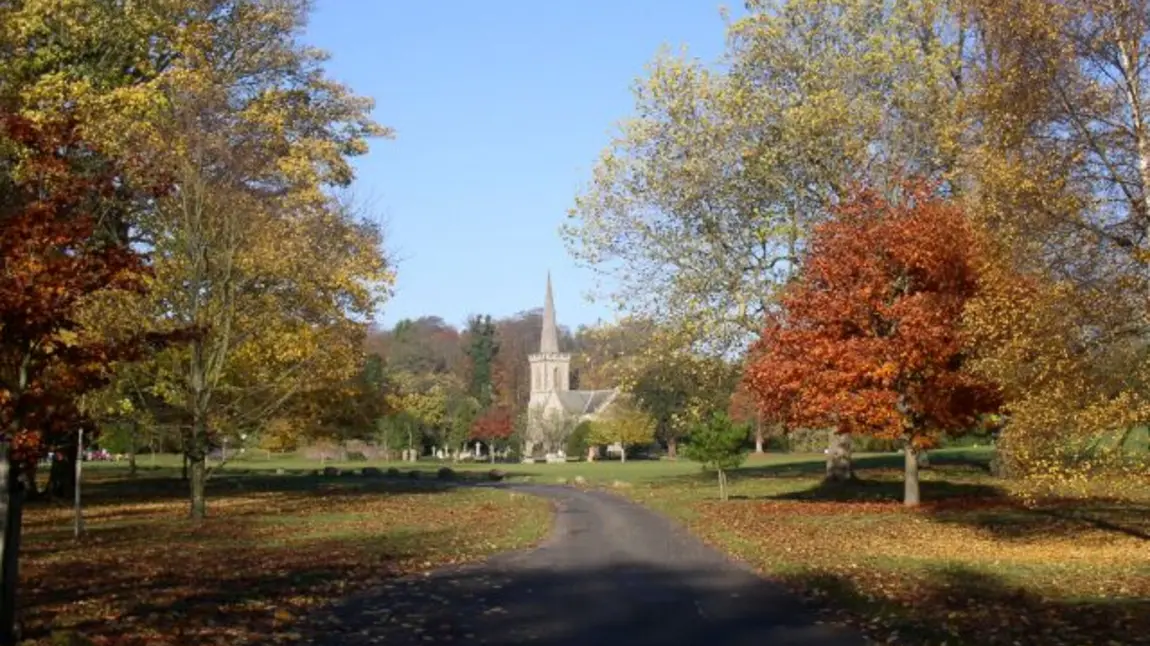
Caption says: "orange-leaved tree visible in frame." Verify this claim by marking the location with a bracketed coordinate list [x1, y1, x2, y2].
[0, 113, 170, 643]
[744, 180, 1000, 506]
[470, 406, 514, 463]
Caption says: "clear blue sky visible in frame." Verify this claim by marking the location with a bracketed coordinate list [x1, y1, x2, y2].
[305, 1, 735, 331]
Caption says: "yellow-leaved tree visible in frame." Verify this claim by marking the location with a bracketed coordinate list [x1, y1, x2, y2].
[961, 0, 1150, 493]
[82, 0, 391, 519]
[588, 402, 656, 463]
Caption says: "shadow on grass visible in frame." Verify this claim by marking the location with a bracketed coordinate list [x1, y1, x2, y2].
[775, 565, 1149, 646]
[927, 499, 1150, 542]
[20, 528, 458, 646]
[739, 471, 1149, 542]
[756, 476, 1006, 503]
[29, 471, 466, 513]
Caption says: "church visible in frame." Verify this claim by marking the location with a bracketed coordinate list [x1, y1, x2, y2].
[523, 275, 619, 459]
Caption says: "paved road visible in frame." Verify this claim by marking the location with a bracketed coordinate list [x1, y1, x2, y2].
[298, 485, 862, 646]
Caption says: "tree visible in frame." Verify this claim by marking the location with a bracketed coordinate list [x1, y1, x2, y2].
[728, 376, 783, 454]
[126, 1, 391, 520]
[376, 412, 420, 460]
[442, 389, 480, 461]
[587, 403, 656, 463]
[564, 0, 974, 468]
[684, 412, 750, 501]
[627, 344, 736, 459]
[573, 318, 737, 457]
[470, 407, 514, 463]
[0, 114, 169, 646]
[386, 317, 466, 376]
[528, 407, 577, 456]
[566, 420, 594, 460]
[959, 0, 1150, 483]
[744, 181, 1000, 506]
[464, 315, 499, 407]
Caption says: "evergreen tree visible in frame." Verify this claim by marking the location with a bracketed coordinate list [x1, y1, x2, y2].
[464, 315, 499, 408]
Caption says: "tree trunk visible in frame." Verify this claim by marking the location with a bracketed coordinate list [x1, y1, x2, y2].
[189, 454, 207, 520]
[718, 468, 727, 502]
[904, 441, 921, 507]
[666, 437, 677, 459]
[182, 452, 188, 481]
[825, 431, 853, 482]
[0, 443, 25, 646]
[20, 463, 38, 501]
[619, 445, 626, 463]
[754, 419, 764, 454]
[587, 445, 596, 462]
[46, 439, 78, 499]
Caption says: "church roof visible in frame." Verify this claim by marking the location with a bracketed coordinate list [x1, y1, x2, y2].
[539, 272, 560, 354]
[556, 389, 617, 416]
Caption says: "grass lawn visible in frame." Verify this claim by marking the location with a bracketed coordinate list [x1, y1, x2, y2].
[623, 448, 1150, 646]
[18, 470, 551, 645]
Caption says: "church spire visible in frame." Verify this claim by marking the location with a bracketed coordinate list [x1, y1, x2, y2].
[540, 272, 559, 353]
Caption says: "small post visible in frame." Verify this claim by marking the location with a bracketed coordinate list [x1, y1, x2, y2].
[74, 428, 84, 539]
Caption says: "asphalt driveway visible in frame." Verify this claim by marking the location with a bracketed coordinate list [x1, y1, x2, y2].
[298, 484, 862, 646]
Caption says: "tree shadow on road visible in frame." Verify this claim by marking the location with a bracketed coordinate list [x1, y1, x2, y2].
[291, 561, 862, 646]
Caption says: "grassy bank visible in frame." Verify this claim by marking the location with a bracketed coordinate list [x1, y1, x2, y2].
[19, 470, 552, 645]
[622, 449, 1150, 645]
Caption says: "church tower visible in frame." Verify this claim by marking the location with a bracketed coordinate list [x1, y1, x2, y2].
[528, 273, 570, 407]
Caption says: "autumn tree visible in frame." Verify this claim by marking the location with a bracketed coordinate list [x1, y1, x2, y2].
[588, 402, 656, 463]
[745, 182, 1000, 506]
[470, 407, 513, 463]
[565, 0, 975, 467]
[124, 1, 391, 519]
[959, 0, 1150, 485]
[0, 114, 167, 646]
[386, 317, 466, 377]
[684, 412, 750, 501]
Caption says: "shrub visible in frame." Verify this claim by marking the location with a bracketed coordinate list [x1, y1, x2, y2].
[407, 470, 421, 480]
[361, 467, 383, 477]
[488, 469, 506, 482]
[346, 451, 368, 462]
[322, 466, 341, 477]
[436, 467, 456, 481]
[566, 421, 593, 457]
